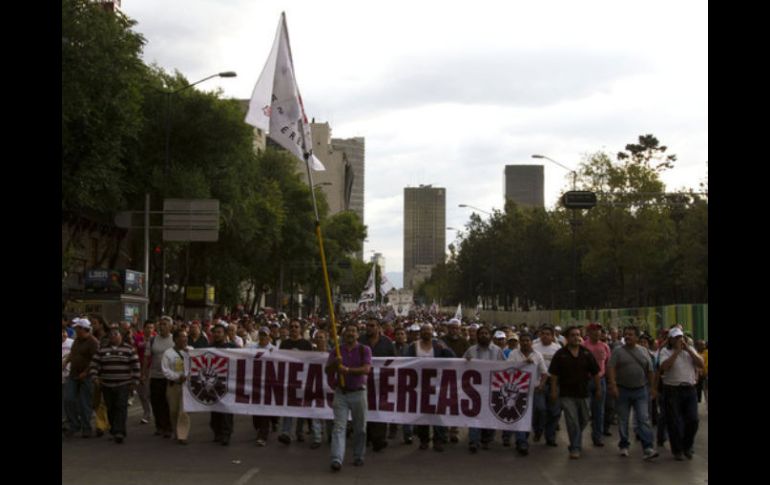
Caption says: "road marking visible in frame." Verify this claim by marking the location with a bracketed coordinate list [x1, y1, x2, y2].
[233, 467, 260, 485]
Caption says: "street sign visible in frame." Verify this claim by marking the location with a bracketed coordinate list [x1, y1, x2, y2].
[163, 199, 220, 241]
[562, 191, 597, 209]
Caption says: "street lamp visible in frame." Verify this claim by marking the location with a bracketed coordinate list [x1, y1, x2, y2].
[165, 71, 237, 176]
[531, 154, 579, 313]
[532, 154, 577, 190]
[458, 204, 492, 216]
[159, 71, 237, 314]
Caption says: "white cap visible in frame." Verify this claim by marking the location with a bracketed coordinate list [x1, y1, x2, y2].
[409, 324, 421, 332]
[669, 327, 684, 338]
[448, 318, 461, 326]
[73, 318, 91, 330]
[554, 326, 562, 332]
[493, 331, 506, 339]
[469, 323, 480, 330]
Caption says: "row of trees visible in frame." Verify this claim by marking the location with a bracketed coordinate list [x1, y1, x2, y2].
[416, 135, 708, 311]
[62, 0, 367, 314]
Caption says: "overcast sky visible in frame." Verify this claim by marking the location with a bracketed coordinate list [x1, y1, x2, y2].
[121, 0, 708, 286]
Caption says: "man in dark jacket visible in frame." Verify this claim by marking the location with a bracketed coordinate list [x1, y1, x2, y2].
[209, 322, 237, 445]
[360, 316, 395, 452]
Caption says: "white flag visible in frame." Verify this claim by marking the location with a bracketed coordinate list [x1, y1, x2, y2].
[245, 13, 325, 171]
[358, 264, 376, 304]
[380, 272, 395, 296]
[454, 303, 462, 320]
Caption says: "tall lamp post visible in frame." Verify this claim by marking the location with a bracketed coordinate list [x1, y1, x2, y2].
[159, 71, 237, 315]
[458, 204, 492, 216]
[532, 154, 579, 313]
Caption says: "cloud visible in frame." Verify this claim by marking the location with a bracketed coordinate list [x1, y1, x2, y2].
[306, 49, 647, 121]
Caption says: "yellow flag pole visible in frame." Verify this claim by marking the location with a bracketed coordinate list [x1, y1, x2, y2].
[303, 152, 345, 388]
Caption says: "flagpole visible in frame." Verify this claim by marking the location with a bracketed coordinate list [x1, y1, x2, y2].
[301, 140, 344, 387]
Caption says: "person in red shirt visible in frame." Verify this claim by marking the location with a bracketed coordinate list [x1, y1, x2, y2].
[582, 323, 612, 447]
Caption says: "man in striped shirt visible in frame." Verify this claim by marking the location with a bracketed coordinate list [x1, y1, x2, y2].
[90, 328, 140, 444]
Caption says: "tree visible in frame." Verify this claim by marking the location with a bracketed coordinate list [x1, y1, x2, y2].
[62, 0, 147, 213]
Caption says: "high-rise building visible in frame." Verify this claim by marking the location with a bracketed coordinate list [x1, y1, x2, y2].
[504, 165, 544, 208]
[234, 105, 365, 258]
[404, 185, 446, 290]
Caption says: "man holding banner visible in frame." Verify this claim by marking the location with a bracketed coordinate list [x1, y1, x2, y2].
[325, 322, 372, 471]
[406, 323, 456, 452]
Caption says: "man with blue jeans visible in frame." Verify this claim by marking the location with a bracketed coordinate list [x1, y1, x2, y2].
[549, 326, 601, 459]
[532, 325, 562, 447]
[583, 323, 611, 447]
[607, 326, 659, 460]
[326, 323, 372, 471]
[63, 318, 99, 438]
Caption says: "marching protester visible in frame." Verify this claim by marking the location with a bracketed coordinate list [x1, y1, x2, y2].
[326, 322, 372, 471]
[311, 329, 333, 448]
[89, 315, 111, 438]
[548, 326, 601, 459]
[188, 321, 209, 348]
[62, 327, 74, 434]
[407, 323, 456, 452]
[161, 329, 192, 445]
[502, 333, 519, 359]
[582, 322, 611, 447]
[63, 318, 99, 438]
[361, 316, 396, 452]
[278, 318, 314, 445]
[506, 331, 548, 456]
[146, 316, 174, 439]
[247, 326, 277, 447]
[532, 325, 562, 447]
[89, 327, 140, 444]
[442, 318, 469, 443]
[607, 326, 659, 460]
[464, 326, 505, 453]
[134, 320, 155, 425]
[658, 327, 704, 460]
[209, 322, 238, 445]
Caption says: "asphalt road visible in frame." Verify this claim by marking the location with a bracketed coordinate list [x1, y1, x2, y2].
[62, 399, 708, 485]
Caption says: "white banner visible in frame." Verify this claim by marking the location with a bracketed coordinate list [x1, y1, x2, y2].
[183, 349, 537, 431]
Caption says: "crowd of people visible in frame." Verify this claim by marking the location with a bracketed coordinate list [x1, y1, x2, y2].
[62, 310, 707, 471]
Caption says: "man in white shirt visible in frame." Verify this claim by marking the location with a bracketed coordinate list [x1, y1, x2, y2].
[507, 332, 548, 455]
[464, 327, 505, 453]
[248, 327, 276, 446]
[657, 327, 704, 461]
[161, 329, 192, 445]
[531, 325, 562, 446]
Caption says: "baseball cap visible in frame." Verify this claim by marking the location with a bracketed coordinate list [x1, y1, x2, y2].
[669, 327, 684, 338]
[493, 331, 506, 339]
[448, 318, 461, 326]
[507, 333, 520, 341]
[408, 324, 421, 332]
[469, 323, 480, 330]
[73, 318, 91, 330]
[258, 326, 270, 335]
[554, 326, 562, 332]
